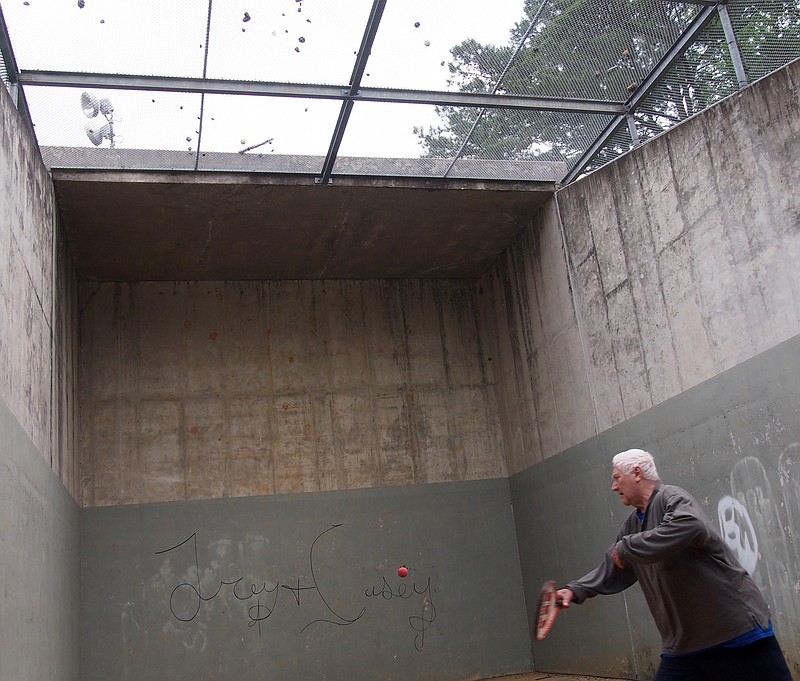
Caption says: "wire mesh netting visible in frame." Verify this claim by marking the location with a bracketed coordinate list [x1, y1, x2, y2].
[0, 0, 798, 182]
[0, 49, 8, 91]
[633, 15, 738, 144]
[726, 0, 800, 82]
[490, 0, 703, 101]
[581, 119, 634, 174]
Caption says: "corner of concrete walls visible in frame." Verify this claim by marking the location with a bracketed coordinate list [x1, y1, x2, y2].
[481, 57, 800, 480]
[0, 396, 81, 681]
[1, 73, 81, 681]
[483, 59, 800, 678]
[0, 78, 79, 502]
[475, 195, 591, 476]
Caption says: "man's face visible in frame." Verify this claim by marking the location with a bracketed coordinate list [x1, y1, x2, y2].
[611, 465, 641, 508]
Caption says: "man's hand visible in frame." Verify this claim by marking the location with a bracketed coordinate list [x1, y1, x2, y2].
[612, 543, 625, 569]
[556, 588, 574, 608]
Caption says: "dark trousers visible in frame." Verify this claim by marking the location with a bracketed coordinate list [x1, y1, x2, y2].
[654, 636, 793, 681]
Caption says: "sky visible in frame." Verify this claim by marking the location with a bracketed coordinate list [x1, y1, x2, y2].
[2, 0, 528, 158]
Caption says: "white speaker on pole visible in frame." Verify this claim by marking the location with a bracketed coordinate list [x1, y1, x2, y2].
[85, 120, 112, 146]
[80, 92, 99, 118]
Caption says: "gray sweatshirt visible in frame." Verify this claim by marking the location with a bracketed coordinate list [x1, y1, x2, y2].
[565, 483, 771, 655]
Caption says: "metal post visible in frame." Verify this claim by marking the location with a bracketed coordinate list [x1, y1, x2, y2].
[8, 81, 19, 107]
[563, 3, 718, 183]
[718, 4, 748, 89]
[317, 0, 387, 185]
[626, 113, 641, 148]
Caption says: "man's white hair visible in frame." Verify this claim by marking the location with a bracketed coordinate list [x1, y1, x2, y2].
[613, 448, 660, 481]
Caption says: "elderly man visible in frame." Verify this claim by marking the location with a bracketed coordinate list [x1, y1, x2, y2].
[556, 448, 792, 681]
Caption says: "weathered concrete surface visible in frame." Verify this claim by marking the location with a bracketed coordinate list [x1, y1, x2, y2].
[53, 171, 554, 280]
[511, 335, 800, 680]
[80, 479, 531, 681]
[481, 58, 800, 473]
[0, 80, 81, 680]
[0, 397, 81, 681]
[0, 89, 79, 494]
[79, 279, 505, 505]
[1, 82, 56, 482]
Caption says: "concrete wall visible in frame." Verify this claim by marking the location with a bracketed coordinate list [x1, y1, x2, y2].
[512, 336, 800, 679]
[80, 479, 531, 681]
[0, 396, 81, 681]
[5, 45, 795, 681]
[77, 280, 526, 681]
[1, 86, 79, 492]
[0, 85, 81, 678]
[79, 279, 505, 506]
[481, 58, 800, 474]
[483, 59, 800, 678]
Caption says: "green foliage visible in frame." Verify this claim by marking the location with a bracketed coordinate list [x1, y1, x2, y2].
[415, 0, 800, 168]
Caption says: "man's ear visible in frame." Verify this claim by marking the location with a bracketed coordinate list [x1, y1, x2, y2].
[633, 465, 643, 480]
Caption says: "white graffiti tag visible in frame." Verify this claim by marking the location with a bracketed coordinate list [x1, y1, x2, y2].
[717, 495, 758, 576]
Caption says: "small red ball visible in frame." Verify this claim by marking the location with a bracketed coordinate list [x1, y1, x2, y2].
[398, 566, 409, 578]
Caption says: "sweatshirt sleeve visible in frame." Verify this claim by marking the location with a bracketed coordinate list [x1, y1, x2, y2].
[565, 542, 638, 603]
[615, 488, 710, 565]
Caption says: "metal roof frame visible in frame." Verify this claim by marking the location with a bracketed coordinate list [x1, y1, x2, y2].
[562, 2, 719, 183]
[2, 0, 793, 185]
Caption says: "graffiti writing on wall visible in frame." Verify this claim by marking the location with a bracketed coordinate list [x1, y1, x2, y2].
[716, 449, 800, 579]
[716, 446, 800, 653]
[365, 574, 436, 651]
[154, 523, 436, 651]
[717, 495, 758, 575]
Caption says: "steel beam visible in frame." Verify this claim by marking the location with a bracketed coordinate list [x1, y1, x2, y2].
[19, 70, 626, 116]
[317, 0, 387, 185]
[718, 3, 748, 89]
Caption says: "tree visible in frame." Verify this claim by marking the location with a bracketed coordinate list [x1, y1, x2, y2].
[415, 0, 800, 168]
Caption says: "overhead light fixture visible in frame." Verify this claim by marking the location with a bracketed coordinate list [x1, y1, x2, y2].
[98, 98, 114, 116]
[80, 92, 117, 148]
[84, 120, 113, 146]
[80, 92, 99, 118]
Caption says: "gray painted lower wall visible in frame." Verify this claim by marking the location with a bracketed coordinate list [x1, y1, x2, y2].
[512, 334, 800, 680]
[0, 396, 81, 681]
[77, 336, 800, 681]
[80, 477, 531, 681]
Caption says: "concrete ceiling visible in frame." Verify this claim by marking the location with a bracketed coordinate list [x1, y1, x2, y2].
[52, 171, 557, 281]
